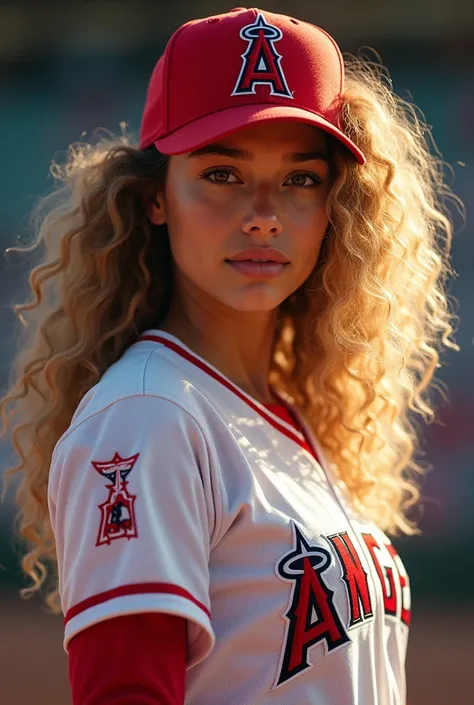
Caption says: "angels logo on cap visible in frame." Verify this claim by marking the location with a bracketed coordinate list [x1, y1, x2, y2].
[138, 7, 367, 165]
[231, 12, 293, 99]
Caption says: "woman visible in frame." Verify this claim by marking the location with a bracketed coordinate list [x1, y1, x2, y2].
[0, 7, 461, 705]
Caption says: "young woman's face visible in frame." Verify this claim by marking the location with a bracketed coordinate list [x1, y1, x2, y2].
[153, 121, 332, 313]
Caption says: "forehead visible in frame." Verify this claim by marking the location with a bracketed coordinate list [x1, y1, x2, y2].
[181, 122, 330, 166]
[206, 121, 328, 153]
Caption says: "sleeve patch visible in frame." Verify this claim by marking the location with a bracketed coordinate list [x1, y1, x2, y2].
[92, 452, 140, 546]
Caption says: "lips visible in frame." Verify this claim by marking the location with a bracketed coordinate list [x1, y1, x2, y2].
[226, 248, 290, 264]
[226, 260, 288, 279]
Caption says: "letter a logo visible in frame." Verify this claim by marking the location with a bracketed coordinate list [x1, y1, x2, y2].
[232, 12, 293, 99]
[273, 522, 350, 688]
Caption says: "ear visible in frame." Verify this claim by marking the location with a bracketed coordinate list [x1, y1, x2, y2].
[147, 195, 167, 226]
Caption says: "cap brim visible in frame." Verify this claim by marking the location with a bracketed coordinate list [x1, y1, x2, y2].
[152, 104, 366, 165]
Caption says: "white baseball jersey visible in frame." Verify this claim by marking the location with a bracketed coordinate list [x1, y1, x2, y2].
[48, 330, 411, 705]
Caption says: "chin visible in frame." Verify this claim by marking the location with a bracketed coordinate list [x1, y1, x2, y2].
[221, 289, 290, 313]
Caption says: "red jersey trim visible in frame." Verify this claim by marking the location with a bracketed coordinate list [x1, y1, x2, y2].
[138, 333, 319, 462]
[64, 582, 210, 625]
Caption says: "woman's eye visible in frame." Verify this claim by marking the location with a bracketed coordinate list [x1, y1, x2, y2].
[201, 168, 323, 188]
[286, 172, 323, 188]
[203, 168, 240, 185]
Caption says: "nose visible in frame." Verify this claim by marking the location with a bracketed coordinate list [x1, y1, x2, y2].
[241, 187, 283, 237]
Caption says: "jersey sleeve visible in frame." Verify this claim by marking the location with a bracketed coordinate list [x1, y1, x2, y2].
[48, 394, 217, 668]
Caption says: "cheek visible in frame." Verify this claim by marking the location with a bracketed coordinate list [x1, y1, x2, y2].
[166, 181, 238, 239]
[298, 197, 329, 229]
[292, 199, 329, 257]
[164, 183, 233, 275]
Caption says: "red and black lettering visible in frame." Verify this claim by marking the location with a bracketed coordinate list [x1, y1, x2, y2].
[327, 532, 374, 627]
[362, 533, 411, 626]
[386, 543, 411, 627]
[275, 523, 349, 686]
[362, 533, 397, 616]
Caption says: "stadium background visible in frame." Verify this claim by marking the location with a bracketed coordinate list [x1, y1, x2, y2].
[0, 1, 472, 703]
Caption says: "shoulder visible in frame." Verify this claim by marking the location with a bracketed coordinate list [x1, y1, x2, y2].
[59, 336, 212, 448]
[49, 338, 223, 546]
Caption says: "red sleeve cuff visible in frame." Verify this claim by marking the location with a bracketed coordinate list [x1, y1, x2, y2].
[68, 612, 187, 705]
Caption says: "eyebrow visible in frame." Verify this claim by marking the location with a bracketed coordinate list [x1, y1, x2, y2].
[187, 144, 329, 163]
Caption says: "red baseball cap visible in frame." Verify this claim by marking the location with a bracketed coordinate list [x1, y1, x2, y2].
[139, 7, 366, 165]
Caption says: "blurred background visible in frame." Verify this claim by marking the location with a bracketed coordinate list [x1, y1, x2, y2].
[0, 1, 472, 703]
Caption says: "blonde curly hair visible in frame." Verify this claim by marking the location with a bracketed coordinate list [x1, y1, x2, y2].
[0, 55, 462, 614]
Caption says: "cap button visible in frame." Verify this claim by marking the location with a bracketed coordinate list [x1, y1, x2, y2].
[230, 7, 247, 11]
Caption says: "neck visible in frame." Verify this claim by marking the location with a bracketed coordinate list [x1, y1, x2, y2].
[158, 299, 279, 405]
